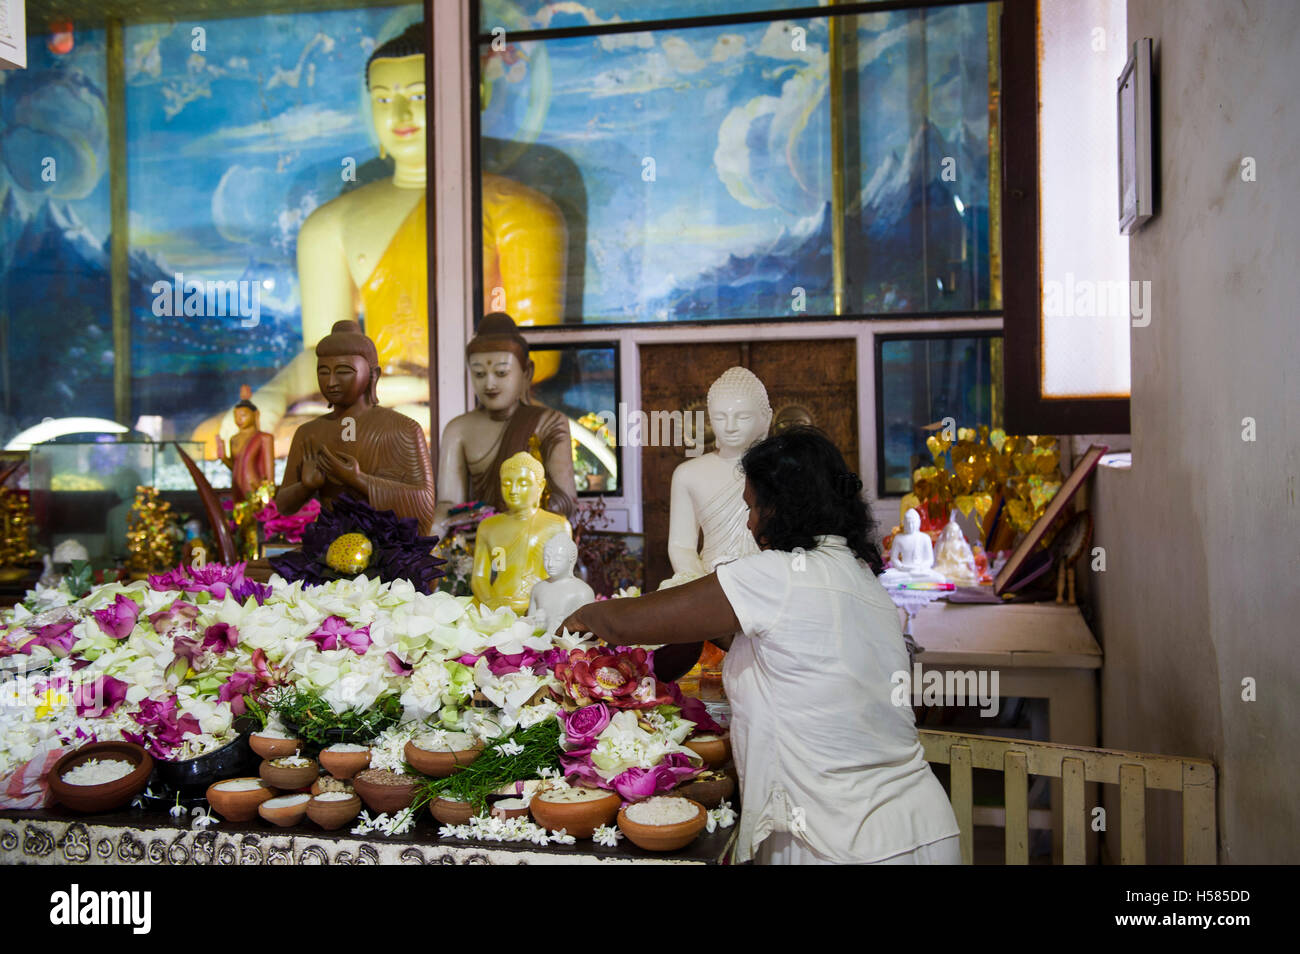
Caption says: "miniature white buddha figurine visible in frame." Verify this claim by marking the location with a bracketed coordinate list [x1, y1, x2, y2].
[880, 508, 944, 584]
[933, 514, 979, 585]
[665, 367, 772, 581]
[527, 534, 595, 635]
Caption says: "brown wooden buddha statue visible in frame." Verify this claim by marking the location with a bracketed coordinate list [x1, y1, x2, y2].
[275, 319, 436, 534]
[432, 312, 577, 538]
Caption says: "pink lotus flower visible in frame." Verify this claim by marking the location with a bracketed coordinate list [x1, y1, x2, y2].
[308, 615, 371, 655]
[386, 652, 413, 676]
[148, 601, 200, 638]
[148, 563, 271, 604]
[218, 671, 261, 716]
[93, 594, 140, 639]
[201, 622, 239, 655]
[257, 497, 320, 543]
[611, 754, 699, 800]
[128, 695, 202, 759]
[73, 674, 129, 717]
[21, 618, 79, 657]
[563, 703, 612, 746]
[482, 647, 567, 677]
[553, 647, 675, 710]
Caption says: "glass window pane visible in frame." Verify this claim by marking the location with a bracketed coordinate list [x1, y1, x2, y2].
[845, 3, 999, 314]
[481, 17, 834, 323]
[877, 333, 1000, 495]
[531, 344, 620, 493]
[125, 8, 422, 441]
[482, 1, 831, 31]
[0, 29, 113, 446]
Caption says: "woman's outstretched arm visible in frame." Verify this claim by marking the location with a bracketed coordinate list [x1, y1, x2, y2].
[560, 573, 741, 647]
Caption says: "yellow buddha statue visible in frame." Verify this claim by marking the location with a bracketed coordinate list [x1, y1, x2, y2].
[193, 22, 567, 448]
[471, 452, 572, 614]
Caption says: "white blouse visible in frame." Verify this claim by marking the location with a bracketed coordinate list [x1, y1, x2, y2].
[715, 535, 960, 863]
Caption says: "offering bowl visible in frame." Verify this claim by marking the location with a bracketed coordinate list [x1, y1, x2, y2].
[352, 768, 419, 815]
[617, 797, 707, 852]
[258, 793, 311, 827]
[319, 745, 371, 780]
[684, 732, 731, 768]
[529, 787, 622, 839]
[430, 796, 477, 826]
[205, 777, 276, 822]
[48, 741, 153, 814]
[306, 793, 363, 831]
[404, 738, 484, 778]
[249, 733, 301, 760]
[259, 756, 319, 791]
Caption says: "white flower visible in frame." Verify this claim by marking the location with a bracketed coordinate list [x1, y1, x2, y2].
[706, 800, 738, 833]
[492, 739, 524, 757]
[592, 824, 623, 848]
[190, 806, 218, 829]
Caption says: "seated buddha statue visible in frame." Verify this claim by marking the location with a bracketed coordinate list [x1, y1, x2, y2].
[665, 367, 772, 582]
[933, 514, 979, 585]
[432, 313, 576, 539]
[879, 508, 945, 585]
[472, 452, 572, 614]
[274, 320, 436, 534]
[192, 22, 567, 448]
[527, 533, 596, 636]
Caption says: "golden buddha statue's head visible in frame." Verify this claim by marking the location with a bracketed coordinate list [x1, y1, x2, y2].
[499, 451, 545, 512]
[366, 23, 426, 165]
[316, 320, 381, 409]
[467, 312, 534, 415]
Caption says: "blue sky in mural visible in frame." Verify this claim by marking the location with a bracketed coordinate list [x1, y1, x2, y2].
[479, 4, 993, 322]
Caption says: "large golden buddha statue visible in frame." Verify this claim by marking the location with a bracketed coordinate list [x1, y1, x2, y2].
[193, 22, 567, 447]
[274, 320, 436, 535]
[433, 313, 577, 539]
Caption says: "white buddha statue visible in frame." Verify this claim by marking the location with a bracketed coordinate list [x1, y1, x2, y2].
[880, 508, 944, 585]
[665, 367, 772, 584]
[933, 514, 978, 585]
[527, 533, 595, 635]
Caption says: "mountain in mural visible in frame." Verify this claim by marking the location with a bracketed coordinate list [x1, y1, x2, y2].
[0, 198, 300, 436]
[650, 120, 991, 320]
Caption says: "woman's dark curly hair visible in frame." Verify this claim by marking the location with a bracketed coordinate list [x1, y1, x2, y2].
[740, 426, 883, 574]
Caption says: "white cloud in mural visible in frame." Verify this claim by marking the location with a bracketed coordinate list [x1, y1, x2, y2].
[711, 34, 745, 63]
[184, 103, 359, 155]
[755, 21, 824, 64]
[269, 32, 336, 91]
[714, 65, 827, 216]
[661, 36, 708, 74]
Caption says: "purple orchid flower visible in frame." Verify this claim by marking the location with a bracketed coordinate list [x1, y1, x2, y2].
[93, 594, 141, 640]
[201, 622, 239, 655]
[73, 674, 130, 717]
[308, 616, 371, 655]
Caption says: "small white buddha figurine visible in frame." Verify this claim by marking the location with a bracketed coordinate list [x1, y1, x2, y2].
[665, 367, 772, 583]
[933, 514, 979, 585]
[527, 534, 596, 635]
[880, 508, 944, 585]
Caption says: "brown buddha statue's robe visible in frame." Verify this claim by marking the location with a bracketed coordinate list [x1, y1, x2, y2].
[281, 405, 436, 535]
[469, 403, 576, 520]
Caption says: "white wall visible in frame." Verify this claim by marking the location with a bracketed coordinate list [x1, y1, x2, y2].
[1090, 0, 1300, 863]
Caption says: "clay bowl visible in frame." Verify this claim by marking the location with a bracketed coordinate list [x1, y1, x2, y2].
[318, 745, 371, 780]
[48, 741, 153, 814]
[352, 768, 419, 815]
[306, 793, 363, 831]
[430, 796, 477, 827]
[205, 777, 277, 822]
[249, 733, 301, 760]
[259, 756, 319, 791]
[311, 778, 355, 797]
[675, 771, 736, 809]
[617, 798, 707, 853]
[404, 739, 484, 778]
[529, 787, 622, 839]
[489, 797, 531, 821]
[258, 793, 311, 827]
[684, 733, 731, 768]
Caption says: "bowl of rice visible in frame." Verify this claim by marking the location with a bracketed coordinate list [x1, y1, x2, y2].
[404, 732, 484, 778]
[530, 785, 622, 839]
[616, 796, 707, 852]
[48, 741, 153, 814]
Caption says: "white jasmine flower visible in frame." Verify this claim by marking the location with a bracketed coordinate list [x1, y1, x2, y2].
[592, 824, 623, 848]
[706, 800, 737, 833]
[492, 739, 524, 757]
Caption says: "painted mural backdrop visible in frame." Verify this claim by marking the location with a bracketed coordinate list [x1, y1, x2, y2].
[479, 1, 996, 323]
[0, 7, 421, 445]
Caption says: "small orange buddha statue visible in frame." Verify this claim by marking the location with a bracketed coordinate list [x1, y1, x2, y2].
[217, 385, 276, 502]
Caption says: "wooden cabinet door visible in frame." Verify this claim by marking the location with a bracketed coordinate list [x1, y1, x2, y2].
[639, 339, 858, 590]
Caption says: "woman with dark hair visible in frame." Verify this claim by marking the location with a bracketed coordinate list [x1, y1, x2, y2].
[561, 426, 960, 865]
